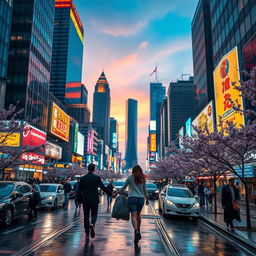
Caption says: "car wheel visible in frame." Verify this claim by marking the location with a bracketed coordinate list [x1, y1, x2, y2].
[53, 199, 58, 210]
[4, 208, 13, 226]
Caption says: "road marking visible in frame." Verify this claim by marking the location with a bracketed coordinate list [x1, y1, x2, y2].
[2, 226, 25, 235]
[31, 220, 43, 225]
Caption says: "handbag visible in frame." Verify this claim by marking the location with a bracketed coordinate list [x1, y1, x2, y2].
[232, 200, 240, 211]
[111, 195, 130, 221]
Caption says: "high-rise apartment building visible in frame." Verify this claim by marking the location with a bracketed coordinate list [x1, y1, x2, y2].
[192, 0, 214, 114]
[5, 0, 55, 131]
[0, 0, 13, 108]
[167, 77, 196, 145]
[160, 98, 168, 158]
[125, 99, 138, 169]
[50, 0, 84, 105]
[92, 72, 111, 145]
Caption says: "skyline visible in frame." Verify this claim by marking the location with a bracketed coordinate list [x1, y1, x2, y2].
[74, 0, 198, 167]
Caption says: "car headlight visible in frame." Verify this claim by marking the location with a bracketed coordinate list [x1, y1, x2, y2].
[193, 202, 200, 208]
[155, 190, 159, 193]
[46, 196, 53, 200]
[166, 200, 175, 206]
[0, 203, 6, 208]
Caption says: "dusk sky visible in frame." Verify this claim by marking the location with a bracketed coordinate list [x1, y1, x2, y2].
[74, 0, 198, 168]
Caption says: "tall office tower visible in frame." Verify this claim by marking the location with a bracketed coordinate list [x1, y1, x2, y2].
[125, 99, 138, 169]
[192, 0, 214, 114]
[149, 82, 166, 158]
[5, 0, 55, 131]
[0, 0, 13, 108]
[209, 0, 256, 69]
[50, 0, 84, 105]
[109, 117, 119, 153]
[160, 98, 168, 158]
[92, 72, 111, 146]
[66, 104, 90, 125]
[167, 77, 196, 146]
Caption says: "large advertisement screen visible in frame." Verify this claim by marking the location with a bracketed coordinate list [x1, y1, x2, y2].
[149, 133, 156, 152]
[0, 133, 20, 147]
[45, 141, 62, 160]
[73, 123, 78, 153]
[243, 33, 256, 71]
[22, 124, 46, 147]
[76, 132, 84, 156]
[50, 103, 70, 142]
[213, 47, 244, 129]
[185, 118, 192, 137]
[192, 101, 214, 134]
[87, 129, 94, 154]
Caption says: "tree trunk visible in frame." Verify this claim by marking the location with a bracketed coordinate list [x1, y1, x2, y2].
[214, 178, 218, 214]
[244, 182, 251, 229]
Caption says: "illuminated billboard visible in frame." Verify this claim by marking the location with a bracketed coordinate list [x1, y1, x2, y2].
[20, 152, 45, 165]
[150, 121, 156, 131]
[112, 132, 117, 149]
[50, 103, 70, 142]
[185, 118, 192, 137]
[45, 141, 62, 160]
[0, 133, 20, 147]
[73, 123, 79, 153]
[22, 124, 46, 147]
[178, 126, 184, 149]
[149, 133, 156, 152]
[192, 101, 214, 134]
[213, 47, 244, 129]
[76, 132, 84, 156]
[87, 129, 94, 154]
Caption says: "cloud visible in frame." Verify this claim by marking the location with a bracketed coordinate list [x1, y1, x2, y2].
[139, 41, 148, 49]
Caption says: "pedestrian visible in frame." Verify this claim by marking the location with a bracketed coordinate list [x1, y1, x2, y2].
[106, 180, 114, 205]
[204, 185, 210, 207]
[113, 165, 149, 244]
[209, 185, 214, 205]
[198, 182, 205, 206]
[221, 178, 241, 231]
[74, 178, 80, 209]
[63, 179, 72, 209]
[29, 179, 41, 219]
[77, 163, 112, 239]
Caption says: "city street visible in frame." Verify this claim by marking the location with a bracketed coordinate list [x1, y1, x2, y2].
[0, 196, 254, 256]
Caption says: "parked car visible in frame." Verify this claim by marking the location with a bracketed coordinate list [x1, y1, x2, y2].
[146, 183, 159, 199]
[0, 181, 33, 226]
[39, 184, 64, 209]
[68, 180, 77, 199]
[159, 185, 199, 220]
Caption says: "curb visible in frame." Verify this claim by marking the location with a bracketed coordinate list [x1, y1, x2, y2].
[200, 213, 256, 254]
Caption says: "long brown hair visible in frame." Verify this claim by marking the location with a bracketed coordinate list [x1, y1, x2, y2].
[132, 165, 145, 184]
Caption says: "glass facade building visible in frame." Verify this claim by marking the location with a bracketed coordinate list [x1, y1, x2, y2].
[0, 0, 13, 108]
[67, 104, 90, 125]
[167, 77, 196, 145]
[192, 0, 214, 114]
[5, 0, 54, 132]
[160, 98, 168, 158]
[65, 82, 88, 104]
[50, 0, 84, 105]
[210, 0, 256, 69]
[92, 72, 111, 146]
[125, 99, 138, 169]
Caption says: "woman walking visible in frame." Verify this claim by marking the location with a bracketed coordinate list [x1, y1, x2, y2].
[113, 165, 149, 244]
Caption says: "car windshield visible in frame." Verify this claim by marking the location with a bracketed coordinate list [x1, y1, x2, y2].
[114, 181, 125, 187]
[39, 185, 57, 192]
[0, 183, 14, 197]
[146, 184, 158, 189]
[69, 181, 76, 188]
[167, 188, 193, 198]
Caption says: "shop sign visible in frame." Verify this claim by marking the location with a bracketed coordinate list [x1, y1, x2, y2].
[213, 47, 244, 129]
[22, 124, 46, 147]
[20, 152, 45, 165]
[45, 141, 62, 160]
[233, 165, 255, 178]
[150, 133, 156, 152]
[73, 123, 79, 153]
[0, 133, 20, 147]
[50, 103, 70, 142]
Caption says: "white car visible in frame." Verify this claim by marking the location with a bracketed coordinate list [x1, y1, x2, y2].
[39, 184, 65, 209]
[159, 185, 199, 220]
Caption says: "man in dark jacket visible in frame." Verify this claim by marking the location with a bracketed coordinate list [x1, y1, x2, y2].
[78, 163, 112, 238]
[63, 180, 72, 209]
[222, 178, 240, 231]
[198, 182, 205, 206]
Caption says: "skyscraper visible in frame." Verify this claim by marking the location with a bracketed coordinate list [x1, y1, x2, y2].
[125, 99, 138, 169]
[192, 0, 214, 114]
[5, 0, 55, 131]
[65, 82, 88, 104]
[50, 0, 84, 105]
[149, 82, 166, 157]
[160, 98, 168, 158]
[0, 0, 13, 108]
[92, 72, 111, 145]
[167, 77, 196, 146]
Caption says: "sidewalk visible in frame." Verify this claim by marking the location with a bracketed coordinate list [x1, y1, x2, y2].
[27, 205, 167, 256]
[200, 205, 256, 246]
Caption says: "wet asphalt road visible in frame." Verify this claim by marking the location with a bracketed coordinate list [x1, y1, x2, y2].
[0, 196, 252, 256]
